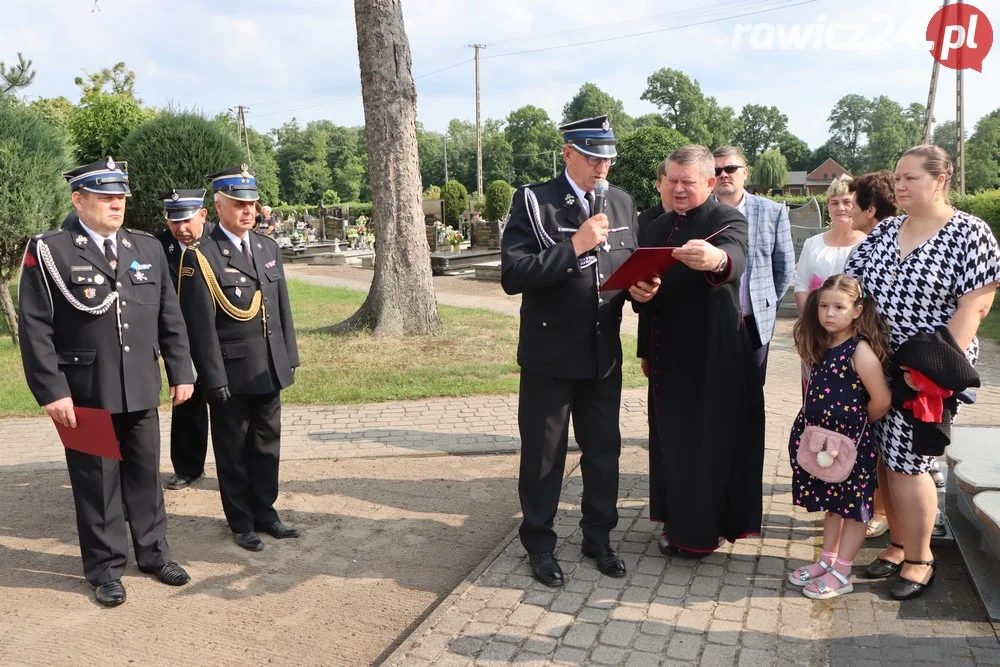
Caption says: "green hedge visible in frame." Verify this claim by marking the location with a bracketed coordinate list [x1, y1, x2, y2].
[953, 190, 1000, 240]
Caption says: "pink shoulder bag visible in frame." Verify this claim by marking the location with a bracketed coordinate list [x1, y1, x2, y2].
[795, 374, 866, 484]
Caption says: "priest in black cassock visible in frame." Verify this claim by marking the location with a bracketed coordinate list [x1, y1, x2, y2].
[635, 144, 765, 556]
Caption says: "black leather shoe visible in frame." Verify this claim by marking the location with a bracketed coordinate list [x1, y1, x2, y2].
[582, 539, 627, 578]
[164, 473, 202, 490]
[139, 562, 190, 586]
[528, 552, 564, 587]
[234, 531, 264, 551]
[658, 534, 679, 557]
[254, 521, 300, 539]
[95, 580, 126, 607]
[864, 542, 903, 579]
[890, 559, 937, 600]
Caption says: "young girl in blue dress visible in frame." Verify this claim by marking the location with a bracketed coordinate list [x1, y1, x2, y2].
[787, 274, 892, 599]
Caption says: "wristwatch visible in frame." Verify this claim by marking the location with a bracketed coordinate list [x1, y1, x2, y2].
[714, 252, 728, 273]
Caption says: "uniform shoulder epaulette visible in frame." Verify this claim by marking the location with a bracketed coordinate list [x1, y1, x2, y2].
[608, 183, 637, 206]
[34, 229, 64, 240]
[125, 228, 156, 238]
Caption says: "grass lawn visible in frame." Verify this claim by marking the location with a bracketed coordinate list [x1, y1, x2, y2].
[0, 279, 644, 418]
[981, 307, 1000, 346]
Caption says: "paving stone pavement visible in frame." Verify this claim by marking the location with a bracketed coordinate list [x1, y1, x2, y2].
[3, 283, 1000, 664]
[383, 321, 1000, 667]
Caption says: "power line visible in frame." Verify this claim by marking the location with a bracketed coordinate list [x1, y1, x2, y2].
[483, 0, 786, 48]
[483, 0, 818, 60]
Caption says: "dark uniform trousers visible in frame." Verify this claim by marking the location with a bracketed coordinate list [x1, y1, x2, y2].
[158, 226, 214, 479]
[65, 409, 168, 583]
[178, 225, 298, 535]
[18, 222, 194, 586]
[500, 172, 639, 555]
[517, 368, 623, 553]
[210, 390, 282, 531]
[169, 382, 209, 478]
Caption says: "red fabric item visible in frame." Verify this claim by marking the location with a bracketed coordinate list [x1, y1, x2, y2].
[902, 368, 953, 423]
[22, 251, 37, 268]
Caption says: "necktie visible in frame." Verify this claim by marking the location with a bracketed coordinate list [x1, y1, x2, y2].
[585, 192, 595, 217]
[103, 238, 117, 271]
[241, 238, 253, 265]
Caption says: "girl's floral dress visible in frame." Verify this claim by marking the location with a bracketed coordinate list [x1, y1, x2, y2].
[789, 338, 876, 521]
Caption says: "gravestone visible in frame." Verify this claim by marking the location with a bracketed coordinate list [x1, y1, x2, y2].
[778, 197, 825, 317]
[473, 220, 500, 248]
[426, 225, 439, 252]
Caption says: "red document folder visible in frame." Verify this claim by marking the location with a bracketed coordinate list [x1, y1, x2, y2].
[599, 248, 680, 291]
[599, 224, 731, 292]
[53, 407, 121, 460]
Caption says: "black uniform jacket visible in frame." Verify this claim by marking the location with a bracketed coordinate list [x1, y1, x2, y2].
[501, 171, 639, 380]
[18, 220, 194, 412]
[178, 225, 298, 395]
[157, 222, 216, 291]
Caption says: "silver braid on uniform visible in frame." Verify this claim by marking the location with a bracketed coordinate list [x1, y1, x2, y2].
[36, 239, 119, 315]
[525, 189, 596, 270]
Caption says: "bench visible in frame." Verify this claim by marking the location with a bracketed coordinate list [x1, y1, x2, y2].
[946, 426, 1000, 621]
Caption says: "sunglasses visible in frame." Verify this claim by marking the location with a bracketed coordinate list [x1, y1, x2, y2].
[715, 164, 744, 176]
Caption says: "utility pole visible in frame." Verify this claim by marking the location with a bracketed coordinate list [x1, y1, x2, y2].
[468, 44, 486, 196]
[233, 105, 253, 166]
[957, 60, 966, 194]
[442, 135, 449, 183]
[922, 0, 951, 144]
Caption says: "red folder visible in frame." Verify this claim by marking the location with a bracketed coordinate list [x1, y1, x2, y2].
[599, 248, 681, 291]
[53, 407, 121, 460]
[599, 224, 731, 292]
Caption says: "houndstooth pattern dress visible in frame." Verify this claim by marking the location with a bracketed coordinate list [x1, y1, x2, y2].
[845, 211, 1000, 474]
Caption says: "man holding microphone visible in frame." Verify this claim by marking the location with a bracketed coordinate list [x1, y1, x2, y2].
[501, 116, 658, 587]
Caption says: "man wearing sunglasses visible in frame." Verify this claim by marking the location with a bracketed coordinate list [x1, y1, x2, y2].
[501, 115, 658, 588]
[711, 146, 794, 384]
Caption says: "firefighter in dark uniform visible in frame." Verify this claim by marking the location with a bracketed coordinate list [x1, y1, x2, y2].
[177, 165, 300, 551]
[500, 116, 660, 587]
[17, 157, 195, 607]
[156, 189, 215, 490]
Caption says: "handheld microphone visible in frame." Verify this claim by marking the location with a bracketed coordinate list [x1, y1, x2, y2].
[593, 179, 608, 216]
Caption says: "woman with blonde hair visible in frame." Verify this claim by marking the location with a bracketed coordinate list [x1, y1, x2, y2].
[845, 144, 1000, 599]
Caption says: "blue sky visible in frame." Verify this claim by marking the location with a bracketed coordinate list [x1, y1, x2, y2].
[5, 0, 998, 150]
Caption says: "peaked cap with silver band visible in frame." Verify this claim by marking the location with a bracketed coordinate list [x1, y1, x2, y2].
[63, 156, 131, 195]
[161, 188, 207, 221]
[558, 115, 617, 159]
[207, 164, 259, 202]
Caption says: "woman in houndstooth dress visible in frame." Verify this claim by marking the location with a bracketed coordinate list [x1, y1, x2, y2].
[845, 145, 1000, 599]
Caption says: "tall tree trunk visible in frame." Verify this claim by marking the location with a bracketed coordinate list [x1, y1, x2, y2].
[331, 0, 440, 336]
[0, 277, 18, 346]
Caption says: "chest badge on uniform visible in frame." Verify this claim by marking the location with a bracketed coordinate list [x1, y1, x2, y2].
[83, 287, 97, 299]
[265, 260, 276, 269]
[239, 276, 247, 283]
[94, 275, 105, 285]
[133, 270, 147, 282]
[168, 244, 175, 254]
[564, 194, 576, 208]
[257, 243, 262, 249]
[120, 237, 132, 250]
[129, 259, 152, 271]
[222, 248, 230, 256]
[234, 287, 242, 298]
[75, 235, 88, 247]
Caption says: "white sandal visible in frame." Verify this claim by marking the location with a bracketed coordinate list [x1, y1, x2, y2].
[802, 567, 853, 600]
[787, 558, 832, 587]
